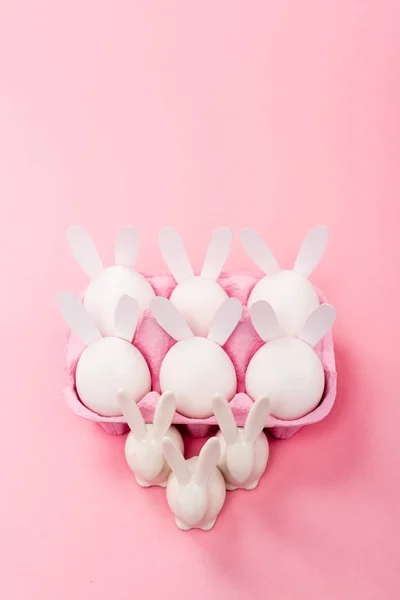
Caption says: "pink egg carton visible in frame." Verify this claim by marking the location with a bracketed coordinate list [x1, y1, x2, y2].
[63, 272, 336, 439]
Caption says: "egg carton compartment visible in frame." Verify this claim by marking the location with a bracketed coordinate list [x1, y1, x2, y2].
[63, 272, 336, 439]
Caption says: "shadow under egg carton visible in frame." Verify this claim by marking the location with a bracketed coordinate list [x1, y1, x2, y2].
[63, 273, 336, 439]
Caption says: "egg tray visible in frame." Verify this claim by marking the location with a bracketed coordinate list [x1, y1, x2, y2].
[63, 272, 336, 439]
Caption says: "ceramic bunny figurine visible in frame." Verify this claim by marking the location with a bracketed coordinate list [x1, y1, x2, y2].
[240, 226, 328, 336]
[68, 226, 155, 336]
[151, 296, 242, 418]
[162, 437, 226, 531]
[212, 394, 270, 491]
[118, 390, 183, 487]
[57, 292, 151, 416]
[246, 300, 336, 420]
[159, 227, 232, 336]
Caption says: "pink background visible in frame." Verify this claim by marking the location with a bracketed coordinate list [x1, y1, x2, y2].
[0, 1, 399, 599]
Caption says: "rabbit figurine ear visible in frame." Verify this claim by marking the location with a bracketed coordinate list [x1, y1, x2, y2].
[115, 226, 140, 268]
[239, 228, 281, 274]
[244, 396, 271, 443]
[250, 300, 284, 342]
[118, 390, 147, 442]
[208, 298, 242, 346]
[162, 438, 190, 486]
[150, 297, 194, 341]
[67, 226, 103, 279]
[153, 392, 177, 439]
[159, 227, 194, 284]
[293, 226, 328, 277]
[114, 295, 140, 342]
[201, 227, 232, 279]
[193, 437, 221, 487]
[298, 303, 336, 347]
[212, 394, 238, 445]
[57, 292, 102, 346]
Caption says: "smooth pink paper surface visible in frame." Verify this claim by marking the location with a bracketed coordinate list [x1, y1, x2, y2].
[0, 2, 399, 600]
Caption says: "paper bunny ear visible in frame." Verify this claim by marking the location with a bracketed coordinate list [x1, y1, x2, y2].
[244, 396, 271, 443]
[150, 297, 194, 341]
[57, 292, 102, 345]
[293, 226, 328, 277]
[201, 227, 232, 279]
[153, 392, 176, 439]
[208, 298, 242, 346]
[162, 438, 190, 486]
[118, 390, 147, 442]
[114, 295, 140, 342]
[298, 303, 336, 347]
[193, 437, 221, 487]
[159, 227, 194, 284]
[115, 226, 139, 268]
[239, 229, 280, 274]
[212, 394, 237, 444]
[250, 300, 284, 342]
[67, 226, 103, 279]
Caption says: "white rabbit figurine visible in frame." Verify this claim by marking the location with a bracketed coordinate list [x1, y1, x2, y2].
[159, 227, 232, 336]
[57, 292, 151, 416]
[151, 296, 242, 418]
[212, 394, 271, 491]
[68, 226, 155, 336]
[246, 300, 336, 420]
[118, 390, 183, 488]
[240, 226, 328, 336]
[162, 437, 226, 531]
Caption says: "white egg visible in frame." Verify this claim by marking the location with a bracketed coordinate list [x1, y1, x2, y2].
[84, 265, 155, 336]
[159, 337, 237, 418]
[169, 276, 228, 337]
[76, 337, 151, 416]
[245, 337, 325, 420]
[248, 270, 319, 336]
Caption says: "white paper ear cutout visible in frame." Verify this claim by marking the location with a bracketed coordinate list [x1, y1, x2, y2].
[115, 226, 139, 268]
[118, 390, 147, 442]
[114, 295, 140, 342]
[244, 396, 271, 443]
[67, 226, 103, 279]
[153, 392, 177, 438]
[298, 303, 336, 347]
[159, 227, 194, 284]
[208, 298, 242, 346]
[212, 394, 237, 444]
[150, 297, 194, 341]
[239, 229, 280, 274]
[201, 227, 232, 279]
[250, 300, 284, 342]
[193, 437, 221, 487]
[293, 226, 328, 277]
[162, 438, 190, 485]
[57, 292, 102, 346]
